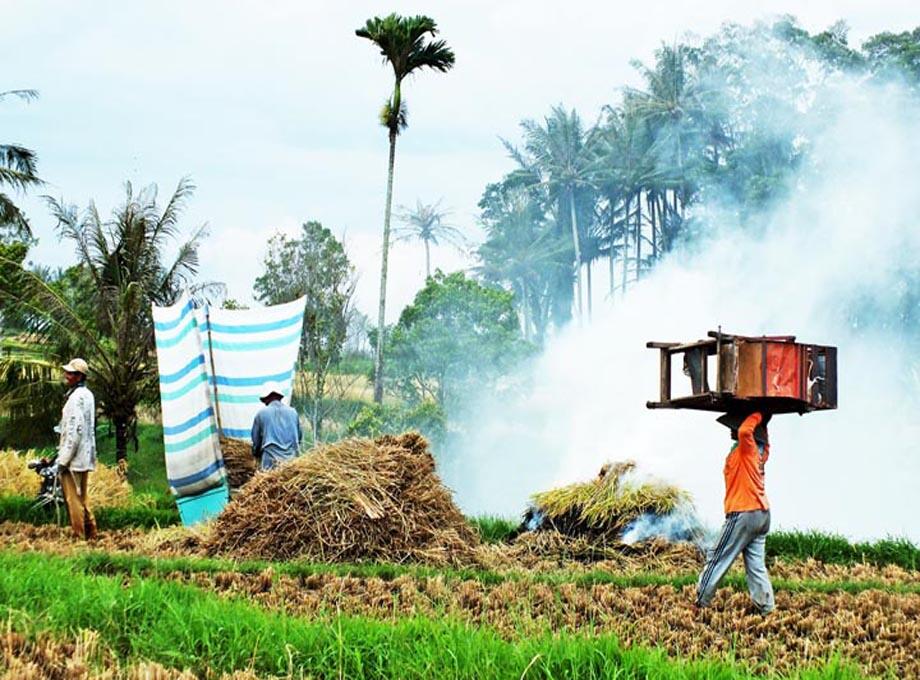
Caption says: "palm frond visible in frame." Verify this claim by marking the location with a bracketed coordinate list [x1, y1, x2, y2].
[0, 145, 40, 181]
[156, 224, 208, 301]
[150, 177, 195, 245]
[0, 89, 38, 103]
[406, 39, 455, 74]
[0, 256, 111, 372]
[0, 193, 31, 237]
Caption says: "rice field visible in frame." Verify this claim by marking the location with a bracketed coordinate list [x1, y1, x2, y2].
[0, 514, 918, 679]
[1, 436, 918, 679]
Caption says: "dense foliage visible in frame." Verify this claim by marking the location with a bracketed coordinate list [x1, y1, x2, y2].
[254, 220, 356, 439]
[0, 180, 215, 460]
[478, 18, 920, 340]
[385, 271, 532, 411]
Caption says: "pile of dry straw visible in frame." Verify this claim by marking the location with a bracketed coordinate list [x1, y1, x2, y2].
[206, 432, 478, 565]
[0, 449, 133, 507]
[528, 460, 690, 542]
[219, 437, 257, 490]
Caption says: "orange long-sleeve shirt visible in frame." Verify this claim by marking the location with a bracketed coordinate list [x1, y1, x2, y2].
[723, 412, 770, 514]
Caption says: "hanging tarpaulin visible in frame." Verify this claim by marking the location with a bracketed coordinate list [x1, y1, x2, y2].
[152, 295, 227, 518]
[203, 296, 306, 441]
[153, 294, 306, 524]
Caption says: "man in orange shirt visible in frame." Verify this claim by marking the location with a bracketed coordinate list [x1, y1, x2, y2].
[696, 410, 774, 614]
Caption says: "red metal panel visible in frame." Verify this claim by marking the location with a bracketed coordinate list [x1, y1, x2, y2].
[765, 342, 801, 399]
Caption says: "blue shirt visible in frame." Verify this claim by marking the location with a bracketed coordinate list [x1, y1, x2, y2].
[251, 400, 302, 470]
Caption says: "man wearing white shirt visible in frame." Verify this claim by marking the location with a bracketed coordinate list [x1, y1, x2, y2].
[57, 358, 98, 540]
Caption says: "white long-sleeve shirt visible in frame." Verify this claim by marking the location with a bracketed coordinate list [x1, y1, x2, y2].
[57, 384, 97, 472]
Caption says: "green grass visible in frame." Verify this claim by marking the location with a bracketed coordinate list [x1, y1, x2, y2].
[767, 531, 920, 570]
[73, 550, 920, 596]
[0, 550, 868, 680]
[470, 515, 520, 543]
[0, 494, 179, 529]
[95, 421, 171, 506]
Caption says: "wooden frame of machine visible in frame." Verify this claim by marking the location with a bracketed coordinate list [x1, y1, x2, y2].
[647, 330, 837, 414]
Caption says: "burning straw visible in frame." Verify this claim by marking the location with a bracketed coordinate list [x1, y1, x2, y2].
[528, 461, 693, 543]
[206, 432, 478, 565]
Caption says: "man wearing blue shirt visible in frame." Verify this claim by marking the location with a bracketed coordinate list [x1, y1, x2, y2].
[251, 383, 302, 470]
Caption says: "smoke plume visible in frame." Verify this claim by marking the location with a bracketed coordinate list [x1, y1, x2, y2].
[443, 34, 920, 542]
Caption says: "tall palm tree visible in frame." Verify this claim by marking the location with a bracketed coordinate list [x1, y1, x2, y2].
[628, 44, 706, 223]
[1, 89, 41, 238]
[506, 106, 599, 322]
[0, 179, 219, 462]
[476, 192, 567, 344]
[596, 105, 655, 296]
[356, 13, 455, 403]
[395, 199, 467, 278]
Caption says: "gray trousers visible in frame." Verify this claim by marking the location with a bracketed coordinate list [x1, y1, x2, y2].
[696, 509, 774, 613]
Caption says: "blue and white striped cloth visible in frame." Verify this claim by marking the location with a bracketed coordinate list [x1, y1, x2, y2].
[153, 296, 225, 497]
[203, 296, 306, 440]
[152, 295, 306, 498]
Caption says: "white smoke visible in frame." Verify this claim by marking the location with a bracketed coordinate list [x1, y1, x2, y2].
[442, 55, 920, 542]
[621, 504, 710, 546]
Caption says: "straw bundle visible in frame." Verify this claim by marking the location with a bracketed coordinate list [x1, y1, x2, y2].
[0, 450, 40, 497]
[528, 460, 690, 542]
[206, 432, 478, 565]
[219, 437, 257, 489]
[0, 449, 133, 508]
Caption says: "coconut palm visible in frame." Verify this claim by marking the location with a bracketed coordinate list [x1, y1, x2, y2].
[1, 89, 41, 237]
[505, 106, 599, 322]
[395, 199, 467, 278]
[0, 178, 220, 462]
[627, 44, 707, 221]
[596, 104, 657, 294]
[356, 13, 455, 403]
[477, 194, 567, 344]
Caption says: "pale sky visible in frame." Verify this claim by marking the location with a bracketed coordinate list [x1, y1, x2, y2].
[5, 0, 919, 319]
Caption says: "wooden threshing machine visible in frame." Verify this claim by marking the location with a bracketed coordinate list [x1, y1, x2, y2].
[647, 330, 837, 414]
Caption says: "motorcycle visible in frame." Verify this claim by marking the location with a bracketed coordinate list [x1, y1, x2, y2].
[27, 457, 65, 509]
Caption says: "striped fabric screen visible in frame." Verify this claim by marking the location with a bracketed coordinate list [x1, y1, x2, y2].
[203, 296, 306, 440]
[153, 295, 306, 498]
[153, 296, 226, 497]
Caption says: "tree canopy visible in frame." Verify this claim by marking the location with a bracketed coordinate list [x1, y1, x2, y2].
[385, 271, 532, 411]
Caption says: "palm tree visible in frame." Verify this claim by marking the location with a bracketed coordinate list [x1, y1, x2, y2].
[0, 178, 219, 462]
[595, 105, 655, 296]
[506, 106, 599, 322]
[395, 199, 467, 278]
[356, 13, 455, 403]
[1, 89, 41, 237]
[476, 192, 567, 344]
[627, 44, 707, 226]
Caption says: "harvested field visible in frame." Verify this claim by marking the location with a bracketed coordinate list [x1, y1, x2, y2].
[4, 520, 920, 585]
[0, 451, 133, 508]
[160, 567, 920, 678]
[218, 437, 256, 490]
[206, 433, 479, 565]
[0, 627, 260, 679]
[2, 519, 920, 677]
[0, 522, 150, 556]
[479, 530, 704, 574]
